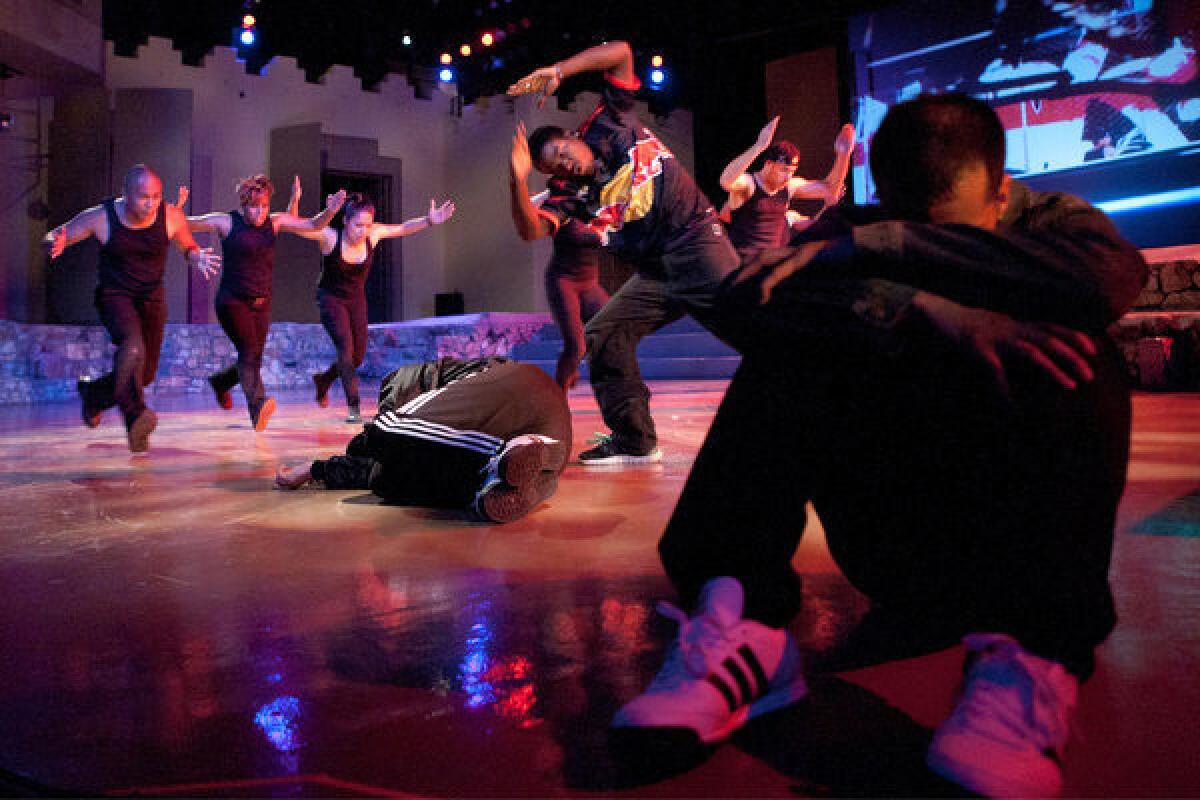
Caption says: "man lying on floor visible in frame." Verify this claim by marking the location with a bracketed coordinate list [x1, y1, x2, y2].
[275, 357, 571, 523]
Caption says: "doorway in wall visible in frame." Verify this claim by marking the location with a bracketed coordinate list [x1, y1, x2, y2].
[322, 170, 395, 323]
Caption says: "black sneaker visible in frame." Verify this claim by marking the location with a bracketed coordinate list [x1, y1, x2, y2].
[252, 396, 276, 432]
[313, 372, 332, 408]
[345, 404, 362, 424]
[578, 433, 662, 466]
[126, 408, 157, 453]
[76, 378, 102, 428]
[208, 374, 233, 410]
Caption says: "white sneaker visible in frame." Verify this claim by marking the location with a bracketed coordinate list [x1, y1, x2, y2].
[611, 577, 807, 744]
[927, 633, 1078, 798]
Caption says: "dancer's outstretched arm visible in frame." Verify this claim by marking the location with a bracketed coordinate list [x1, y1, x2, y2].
[790, 123, 856, 204]
[507, 40, 635, 106]
[368, 198, 455, 244]
[720, 116, 779, 202]
[42, 204, 105, 260]
[275, 188, 347, 235]
[509, 122, 557, 241]
[166, 202, 221, 280]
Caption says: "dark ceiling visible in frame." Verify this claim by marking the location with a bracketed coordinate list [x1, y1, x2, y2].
[102, 0, 891, 108]
[101, 0, 892, 199]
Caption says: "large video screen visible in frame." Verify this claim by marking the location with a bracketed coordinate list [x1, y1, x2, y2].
[849, 0, 1200, 246]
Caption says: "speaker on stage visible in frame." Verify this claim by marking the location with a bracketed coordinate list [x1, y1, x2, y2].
[435, 291, 465, 316]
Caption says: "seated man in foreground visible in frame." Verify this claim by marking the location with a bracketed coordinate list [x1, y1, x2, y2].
[276, 357, 571, 523]
[612, 94, 1147, 798]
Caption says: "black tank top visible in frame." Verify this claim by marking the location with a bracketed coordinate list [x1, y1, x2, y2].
[219, 210, 276, 300]
[318, 228, 374, 298]
[727, 175, 790, 253]
[98, 198, 169, 293]
[549, 218, 601, 278]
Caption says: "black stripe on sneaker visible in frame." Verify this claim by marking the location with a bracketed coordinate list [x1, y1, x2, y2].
[738, 645, 770, 698]
[707, 673, 739, 712]
[723, 656, 756, 706]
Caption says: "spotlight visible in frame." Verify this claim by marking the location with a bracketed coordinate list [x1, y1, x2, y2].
[240, 28, 257, 46]
[242, 13, 256, 27]
[402, 34, 413, 46]
[460, 44, 472, 57]
[651, 54, 663, 67]
[649, 68, 666, 87]
[481, 32, 494, 47]
[439, 67, 455, 83]
[0, 112, 13, 132]
[440, 52, 453, 64]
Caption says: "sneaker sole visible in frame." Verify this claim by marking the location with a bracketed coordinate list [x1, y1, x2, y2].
[77, 382, 102, 428]
[499, 440, 565, 487]
[127, 409, 157, 454]
[478, 473, 556, 523]
[211, 387, 233, 410]
[580, 447, 663, 467]
[927, 737, 1062, 798]
[254, 397, 276, 432]
[313, 375, 330, 408]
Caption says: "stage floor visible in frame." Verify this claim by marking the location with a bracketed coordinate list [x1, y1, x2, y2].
[0, 383, 1196, 797]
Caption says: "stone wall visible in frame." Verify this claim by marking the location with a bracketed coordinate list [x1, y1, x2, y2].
[0, 313, 551, 405]
[1114, 245, 1200, 389]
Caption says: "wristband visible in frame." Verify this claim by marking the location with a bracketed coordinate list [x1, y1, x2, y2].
[554, 63, 564, 83]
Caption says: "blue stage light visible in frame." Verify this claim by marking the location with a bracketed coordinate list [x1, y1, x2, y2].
[1097, 186, 1200, 214]
[649, 68, 665, 87]
[439, 67, 455, 83]
[240, 28, 256, 46]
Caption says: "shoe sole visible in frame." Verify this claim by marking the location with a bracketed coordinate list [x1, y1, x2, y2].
[211, 385, 233, 410]
[499, 440, 565, 487]
[580, 447, 663, 467]
[254, 397, 276, 432]
[313, 375, 330, 408]
[927, 739, 1062, 798]
[78, 382, 102, 428]
[478, 473, 556, 523]
[127, 409, 157, 453]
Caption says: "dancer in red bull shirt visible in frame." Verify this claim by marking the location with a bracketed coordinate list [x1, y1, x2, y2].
[508, 41, 739, 465]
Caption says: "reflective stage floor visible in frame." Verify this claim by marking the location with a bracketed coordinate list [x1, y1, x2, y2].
[0, 383, 1196, 797]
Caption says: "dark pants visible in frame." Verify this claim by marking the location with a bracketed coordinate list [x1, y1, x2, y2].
[211, 290, 271, 416]
[87, 287, 167, 427]
[317, 289, 368, 407]
[545, 267, 609, 389]
[660, 278, 1129, 679]
[583, 225, 739, 453]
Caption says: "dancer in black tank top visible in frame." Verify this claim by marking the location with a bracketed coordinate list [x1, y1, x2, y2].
[294, 192, 456, 423]
[43, 164, 220, 453]
[533, 180, 608, 390]
[185, 175, 346, 430]
[718, 116, 855, 255]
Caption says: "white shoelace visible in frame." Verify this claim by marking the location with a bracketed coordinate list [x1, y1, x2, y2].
[656, 601, 733, 678]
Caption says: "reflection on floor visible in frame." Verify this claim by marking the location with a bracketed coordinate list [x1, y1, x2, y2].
[0, 384, 1196, 796]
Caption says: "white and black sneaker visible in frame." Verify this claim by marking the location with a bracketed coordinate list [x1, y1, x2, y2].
[578, 432, 662, 466]
[611, 577, 807, 745]
[927, 633, 1078, 798]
